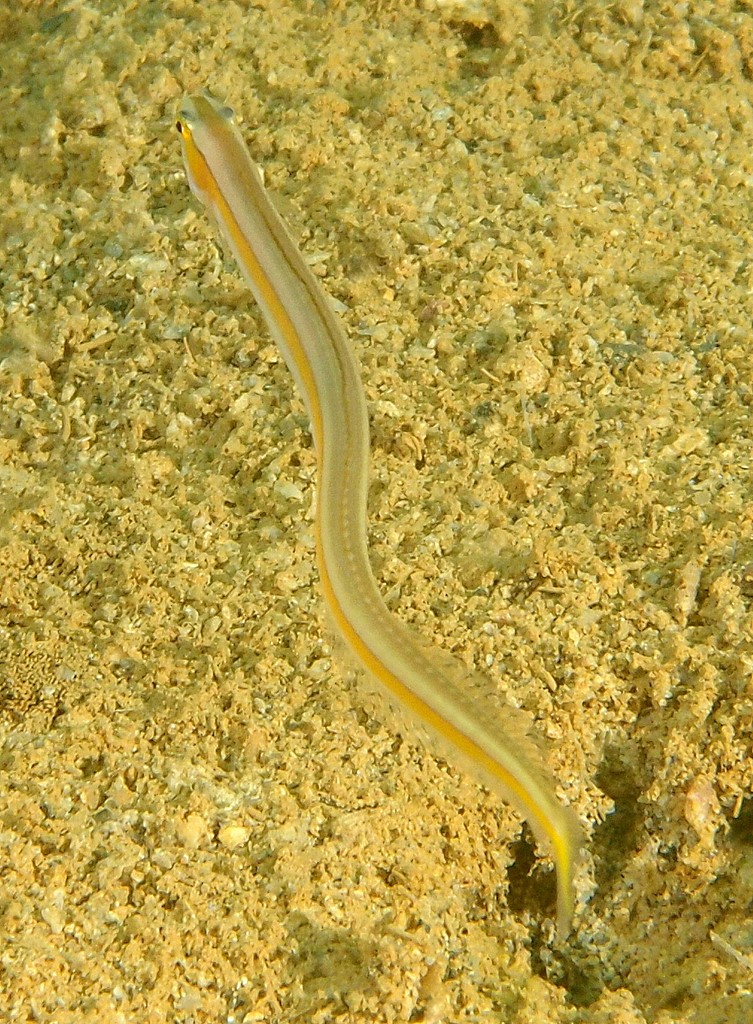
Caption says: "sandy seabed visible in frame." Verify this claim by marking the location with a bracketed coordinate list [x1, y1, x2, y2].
[1, 1, 752, 1021]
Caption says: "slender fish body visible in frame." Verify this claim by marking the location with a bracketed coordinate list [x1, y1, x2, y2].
[176, 93, 581, 932]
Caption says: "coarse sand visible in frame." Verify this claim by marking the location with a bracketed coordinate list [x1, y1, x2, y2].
[1, 2, 752, 1021]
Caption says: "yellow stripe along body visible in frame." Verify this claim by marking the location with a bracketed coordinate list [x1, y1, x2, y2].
[176, 93, 581, 933]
